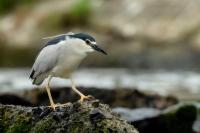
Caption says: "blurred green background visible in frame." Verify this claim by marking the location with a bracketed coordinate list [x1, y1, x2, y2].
[0, 0, 200, 70]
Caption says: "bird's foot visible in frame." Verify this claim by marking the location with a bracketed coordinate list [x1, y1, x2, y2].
[48, 103, 71, 111]
[79, 95, 94, 102]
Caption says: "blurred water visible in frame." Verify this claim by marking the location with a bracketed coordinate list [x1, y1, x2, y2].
[0, 68, 200, 100]
[113, 107, 161, 121]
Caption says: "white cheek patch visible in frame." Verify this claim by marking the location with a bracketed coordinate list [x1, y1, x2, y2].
[85, 43, 95, 53]
[91, 41, 97, 45]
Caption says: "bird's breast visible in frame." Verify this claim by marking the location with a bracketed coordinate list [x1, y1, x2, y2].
[52, 47, 86, 78]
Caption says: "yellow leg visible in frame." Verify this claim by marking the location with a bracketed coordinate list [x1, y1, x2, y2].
[70, 77, 93, 102]
[46, 75, 69, 110]
[45, 75, 57, 110]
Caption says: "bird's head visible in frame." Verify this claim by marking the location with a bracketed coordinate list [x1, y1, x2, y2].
[69, 33, 107, 55]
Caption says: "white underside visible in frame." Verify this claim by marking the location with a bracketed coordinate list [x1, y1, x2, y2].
[51, 47, 86, 78]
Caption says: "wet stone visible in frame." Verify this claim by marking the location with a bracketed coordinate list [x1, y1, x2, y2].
[89, 108, 105, 123]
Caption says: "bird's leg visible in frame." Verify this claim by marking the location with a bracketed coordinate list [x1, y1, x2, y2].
[46, 75, 70, 110]
[45, 75, 57, 110]
[70, 77, 93, 102]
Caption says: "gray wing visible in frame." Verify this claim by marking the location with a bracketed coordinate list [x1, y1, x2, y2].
[30, 45, 59, 85]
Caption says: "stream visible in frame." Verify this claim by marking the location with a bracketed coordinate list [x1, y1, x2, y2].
[0, 68, 200, 100]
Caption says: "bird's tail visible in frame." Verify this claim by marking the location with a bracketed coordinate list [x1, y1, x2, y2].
[32, 78, 43, 85]
[32, 73, 47, 85]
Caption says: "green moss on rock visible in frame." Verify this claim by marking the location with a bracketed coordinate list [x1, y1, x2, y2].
[6, 123, 30, 133]
[30, 117, 54, 133]
[0, 106, 32, 133]
[162, 104, 197, 133]
[0, 101, 138, 133]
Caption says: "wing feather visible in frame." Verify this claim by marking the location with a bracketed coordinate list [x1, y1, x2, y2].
[30, 45, 59, 82]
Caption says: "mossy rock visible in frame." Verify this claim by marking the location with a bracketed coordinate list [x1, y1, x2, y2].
[131, 103, 198, 133]
[161, 104, 197, 133]
[0, 100, 138, 133]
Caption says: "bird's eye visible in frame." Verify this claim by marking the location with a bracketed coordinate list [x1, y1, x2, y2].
[85, 39, 90, 45]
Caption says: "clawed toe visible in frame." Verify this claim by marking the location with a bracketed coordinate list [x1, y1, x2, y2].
[48, 103, 70, 111]
[79, 95, 94, 102]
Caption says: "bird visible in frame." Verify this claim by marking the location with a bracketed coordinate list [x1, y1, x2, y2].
[30, 32, 107, 110]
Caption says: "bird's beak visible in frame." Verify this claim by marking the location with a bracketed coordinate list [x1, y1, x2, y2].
[91, 44, 107, 55]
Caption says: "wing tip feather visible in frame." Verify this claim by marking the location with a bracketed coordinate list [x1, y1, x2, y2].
[29, 69, 35, 79]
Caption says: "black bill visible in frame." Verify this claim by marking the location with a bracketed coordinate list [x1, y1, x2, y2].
[91, 44, 107, 55]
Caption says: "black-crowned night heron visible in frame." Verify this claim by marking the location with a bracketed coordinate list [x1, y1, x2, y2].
[30, 32, 107, 110]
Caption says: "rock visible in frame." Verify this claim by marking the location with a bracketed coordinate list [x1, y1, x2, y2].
[0, 100, 138, 133]
[116, 104, 198, 133]
[0, 94, 32, 106]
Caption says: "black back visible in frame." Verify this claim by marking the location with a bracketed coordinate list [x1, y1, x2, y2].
[44, 34, 66, 47]
[43, 33, 95, 47]
[69, 33, 95, 42]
